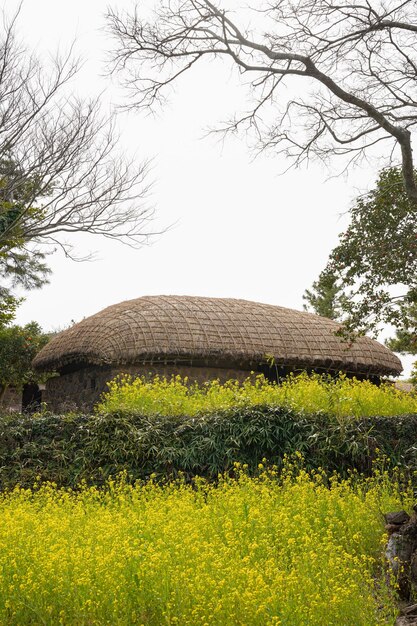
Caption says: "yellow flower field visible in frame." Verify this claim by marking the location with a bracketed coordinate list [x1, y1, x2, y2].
[97, 372, 417, 419]
[0, 464, 408, 625]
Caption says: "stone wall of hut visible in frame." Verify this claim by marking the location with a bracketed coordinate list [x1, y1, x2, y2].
[44, 364, 254, 412]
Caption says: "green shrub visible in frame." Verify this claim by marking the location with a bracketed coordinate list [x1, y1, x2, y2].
[0, 407, 417, 489]
[97, 372, 417, 418]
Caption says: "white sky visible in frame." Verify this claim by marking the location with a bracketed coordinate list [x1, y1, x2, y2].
[9, 0, 414, 377]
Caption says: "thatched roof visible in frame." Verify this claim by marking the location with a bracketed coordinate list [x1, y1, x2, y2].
[33, 295, 402, 377]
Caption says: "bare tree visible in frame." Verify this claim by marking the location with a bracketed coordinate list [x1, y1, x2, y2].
[0, 6, 154, 303]
[107, 0, 417, 204]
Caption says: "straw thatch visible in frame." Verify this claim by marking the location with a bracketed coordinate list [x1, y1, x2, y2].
[33, 295, 402, 377]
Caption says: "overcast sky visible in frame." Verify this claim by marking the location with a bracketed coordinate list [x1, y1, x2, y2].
[10, 0, 414, 377]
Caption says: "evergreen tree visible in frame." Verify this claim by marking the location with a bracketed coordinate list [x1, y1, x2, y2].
[302, 270, 344, 320]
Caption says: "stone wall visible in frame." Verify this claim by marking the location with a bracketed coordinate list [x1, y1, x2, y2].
[44, 364, 255, 412]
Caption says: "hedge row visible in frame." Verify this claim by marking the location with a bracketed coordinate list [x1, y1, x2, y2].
[0, 407, 416, 489]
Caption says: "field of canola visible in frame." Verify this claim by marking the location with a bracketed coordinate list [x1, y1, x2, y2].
[98, 372, 417, 419]
[0, 462, 410, 625]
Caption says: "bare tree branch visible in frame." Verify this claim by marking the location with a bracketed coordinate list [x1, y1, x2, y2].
[0, 7, 156, 297]
[107, 0, 417, 204]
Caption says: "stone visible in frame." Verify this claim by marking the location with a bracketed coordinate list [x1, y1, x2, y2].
[386, 523, 404, 535]
[402, 605, 417, 616]
[385, 511, 411, 525]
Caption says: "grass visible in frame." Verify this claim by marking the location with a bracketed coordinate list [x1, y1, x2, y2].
[97, 372, 417, 419]
[0, 461, 410, 625]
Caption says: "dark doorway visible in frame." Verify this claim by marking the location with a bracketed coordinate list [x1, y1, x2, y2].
[258, 363, 290, 383]
[22, 383, 42, 413]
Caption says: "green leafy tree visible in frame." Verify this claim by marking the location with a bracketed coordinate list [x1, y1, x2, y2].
[0, 160, 51, 322]
[386, 303, 417, 355]
[321, 167, 417, 335]
[0, 159, 50, 284]
[302, 270, 345, 320]
[386, 302, 417, 385]
[0, 322, 50, 405]
[0, 289, 21, 328]
[305, 167, 417, 382]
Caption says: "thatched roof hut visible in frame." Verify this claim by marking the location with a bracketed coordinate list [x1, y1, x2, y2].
[34, 295, 401, 378]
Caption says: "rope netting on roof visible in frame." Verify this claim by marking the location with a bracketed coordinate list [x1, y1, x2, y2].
[32, 296, 402, 377]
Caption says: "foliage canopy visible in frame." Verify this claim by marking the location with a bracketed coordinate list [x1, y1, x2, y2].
[0, 322, 50, 403]
[304, 168, 417, 344]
